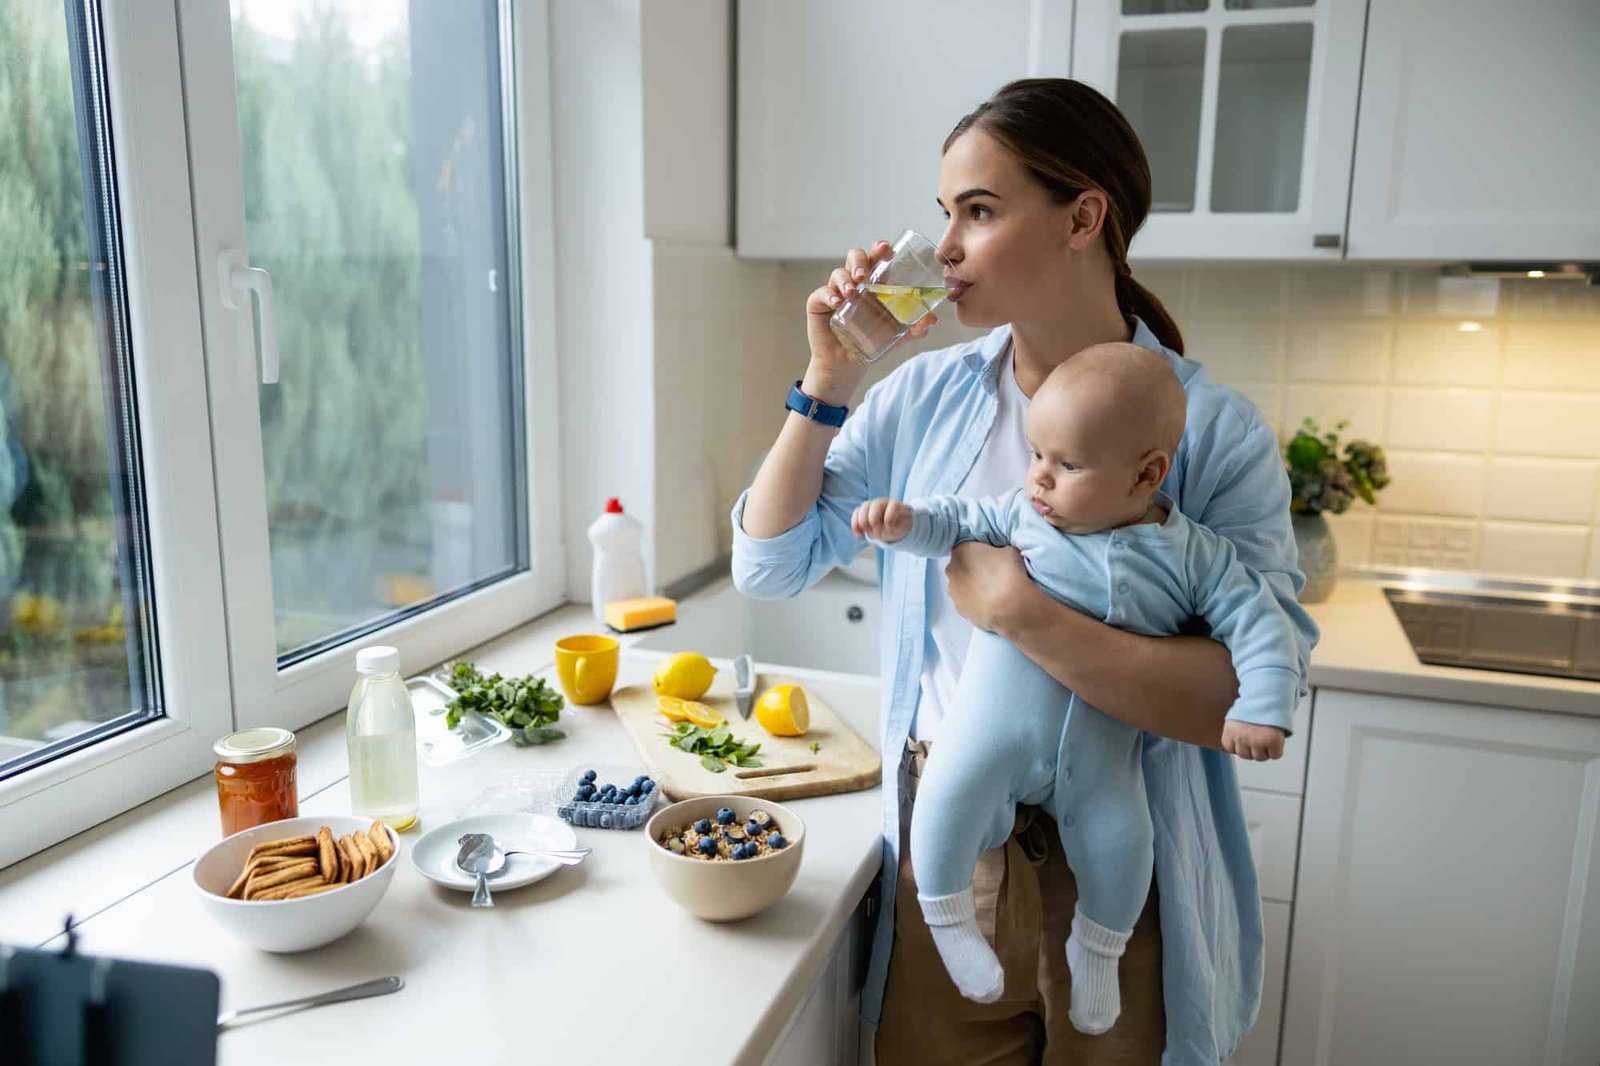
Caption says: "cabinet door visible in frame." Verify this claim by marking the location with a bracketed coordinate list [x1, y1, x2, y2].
[736, 0, 1072, 259]
[1283, 689, 1600, 1065]
[1072, 0, 1366, 259]
[1227, 899, 1291, 1066]
[1346, 1, 1600, 260]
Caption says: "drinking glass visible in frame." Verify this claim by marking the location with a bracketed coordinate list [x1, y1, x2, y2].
[828, 230, 948, 364]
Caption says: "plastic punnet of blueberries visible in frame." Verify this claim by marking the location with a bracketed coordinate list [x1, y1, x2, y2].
[556, 767, 659, 830]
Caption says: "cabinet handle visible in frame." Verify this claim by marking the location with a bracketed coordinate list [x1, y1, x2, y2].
[1312, 233, 1342, 250]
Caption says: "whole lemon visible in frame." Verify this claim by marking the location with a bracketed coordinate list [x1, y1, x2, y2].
[653, 652, 717, 700]
[755, 684, 810, 737]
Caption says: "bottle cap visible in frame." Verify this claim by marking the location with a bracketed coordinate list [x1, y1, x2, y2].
[605, 497, 624, 513]
[356, 645, 401, 675]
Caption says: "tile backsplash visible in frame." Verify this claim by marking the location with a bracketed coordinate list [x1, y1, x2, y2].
[658, 253, 1600, 587]
[1138, 266, 1600, 581]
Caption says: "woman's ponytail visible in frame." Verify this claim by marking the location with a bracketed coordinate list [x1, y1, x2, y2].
[1116, 270, 1184, 356]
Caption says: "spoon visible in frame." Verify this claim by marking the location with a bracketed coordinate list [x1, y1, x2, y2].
[456, 833, 502, 908]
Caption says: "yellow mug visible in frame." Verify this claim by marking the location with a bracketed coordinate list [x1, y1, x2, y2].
[554, 634, 620, 705]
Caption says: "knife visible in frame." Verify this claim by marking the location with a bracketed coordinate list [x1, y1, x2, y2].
[733, 654, 755, 719]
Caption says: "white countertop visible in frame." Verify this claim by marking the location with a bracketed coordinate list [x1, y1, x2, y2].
[1305, 577, 1599, 718]
[0, 605, 884, 1066]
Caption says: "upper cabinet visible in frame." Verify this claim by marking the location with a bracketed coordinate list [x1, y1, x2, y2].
[1071, 0, 1366, 260]
[1344, 0, 1600, 260]
[735, 0, 1072, 259]
[736, 0, 1600, 262]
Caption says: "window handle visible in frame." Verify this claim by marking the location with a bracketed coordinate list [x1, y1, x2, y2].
[217, 250, 280, 384]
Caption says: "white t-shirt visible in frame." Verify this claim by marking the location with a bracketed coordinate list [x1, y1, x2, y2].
[912, 347, 1032, 742]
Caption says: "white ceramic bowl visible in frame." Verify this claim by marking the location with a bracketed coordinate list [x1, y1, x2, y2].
[644, 795, 805, 922]
[192, 815, 399, 953]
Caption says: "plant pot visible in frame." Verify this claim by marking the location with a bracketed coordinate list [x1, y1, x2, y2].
[1292, 513, 1337, 604]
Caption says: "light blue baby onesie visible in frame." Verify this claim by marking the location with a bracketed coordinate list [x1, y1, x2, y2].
[876, 488, 1299, 936]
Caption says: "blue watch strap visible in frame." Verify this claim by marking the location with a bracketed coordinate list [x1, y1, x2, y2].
[786, 380, 848, 427]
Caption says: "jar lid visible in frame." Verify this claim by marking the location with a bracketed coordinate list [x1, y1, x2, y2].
[356, 645, 401, 675]
[213, 727, 296, 764]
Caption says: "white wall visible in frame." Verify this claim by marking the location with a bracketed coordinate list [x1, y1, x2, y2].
[550, 0, 655, 602]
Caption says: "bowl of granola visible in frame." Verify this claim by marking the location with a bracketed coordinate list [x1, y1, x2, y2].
[644, 795, 805, 922]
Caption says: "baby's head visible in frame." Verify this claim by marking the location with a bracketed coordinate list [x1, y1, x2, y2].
[1024, 342, 1186, 533]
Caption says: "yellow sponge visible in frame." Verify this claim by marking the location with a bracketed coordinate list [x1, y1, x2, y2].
[604, 595, 678, 633]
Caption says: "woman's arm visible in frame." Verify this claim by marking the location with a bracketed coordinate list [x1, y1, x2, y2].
[946, 542, 1237, 750]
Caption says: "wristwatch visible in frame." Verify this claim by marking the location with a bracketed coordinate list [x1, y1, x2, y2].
[785, 380, 849, 427]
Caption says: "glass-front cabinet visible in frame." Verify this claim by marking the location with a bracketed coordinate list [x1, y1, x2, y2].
[1072, 0, 1367, 259]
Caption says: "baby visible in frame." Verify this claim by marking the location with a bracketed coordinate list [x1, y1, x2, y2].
[852, 342, 1297, 1034]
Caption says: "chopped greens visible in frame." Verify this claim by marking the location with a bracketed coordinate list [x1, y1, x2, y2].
[443, 660, 566, 747]
[663, 721, 762, 773]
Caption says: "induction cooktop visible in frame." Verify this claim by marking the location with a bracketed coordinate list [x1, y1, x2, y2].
[1384, 585, 1600, 683]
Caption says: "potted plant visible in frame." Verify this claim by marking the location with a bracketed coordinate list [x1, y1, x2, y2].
[1283, 419, 1390, 603]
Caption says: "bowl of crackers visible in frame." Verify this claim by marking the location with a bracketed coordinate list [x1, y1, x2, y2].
[192, 816, 399, 953]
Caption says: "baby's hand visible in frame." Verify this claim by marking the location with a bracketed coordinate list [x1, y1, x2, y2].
[852, 498, 913, 543]
[1222, 720, 1286, 762]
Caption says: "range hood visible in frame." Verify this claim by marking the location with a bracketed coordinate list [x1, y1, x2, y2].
[1443, 262, 1597, 283]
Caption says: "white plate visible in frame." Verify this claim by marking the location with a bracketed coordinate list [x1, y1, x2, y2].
[410, 813, 579, 892]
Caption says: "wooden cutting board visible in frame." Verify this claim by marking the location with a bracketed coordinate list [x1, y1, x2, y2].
[609, 671, 880, 802]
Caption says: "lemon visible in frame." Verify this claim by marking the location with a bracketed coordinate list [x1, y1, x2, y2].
[866, 284, 926, 325]
[654, 652, 717, 700]
[657, 695, 690, 722]
[755, 684, 810, 737]
[680, 700, 725, 729]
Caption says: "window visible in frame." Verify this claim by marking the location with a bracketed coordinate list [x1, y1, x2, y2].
[0, 0, 559, 867]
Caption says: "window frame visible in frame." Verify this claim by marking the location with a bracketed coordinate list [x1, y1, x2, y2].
[0, 0, 563, 867]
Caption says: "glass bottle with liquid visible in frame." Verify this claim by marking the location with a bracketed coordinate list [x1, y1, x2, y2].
[346, 645, 419, 830]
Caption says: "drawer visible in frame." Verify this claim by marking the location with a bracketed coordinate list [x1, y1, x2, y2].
[1234, 693, 1311, 796]
[1241, 789, 1301, 904]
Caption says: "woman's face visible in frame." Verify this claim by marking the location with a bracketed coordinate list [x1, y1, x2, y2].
[935, 130, 1077, 329]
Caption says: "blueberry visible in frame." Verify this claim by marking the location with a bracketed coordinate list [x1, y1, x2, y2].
[768, 833, 787, 850]
[578, 784, 595, 800]
[599, 812, 613, 828]
[693, 818, 712, 834]
[746, 819, 762, 836]
[641, 780, 655, 793]
[715, 807, 735, 825]
[697, 836, 718, 856]
[733, 844, 754, 860]
[624, 795, 638, 805]
[627, 783, 643, 798]
[581, 769, 597, 783]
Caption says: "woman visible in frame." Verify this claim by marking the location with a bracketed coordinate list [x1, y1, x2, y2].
[732, 79, 1318, 1065]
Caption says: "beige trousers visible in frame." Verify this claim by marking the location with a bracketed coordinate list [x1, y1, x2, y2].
[875, 739, 1165, 1066]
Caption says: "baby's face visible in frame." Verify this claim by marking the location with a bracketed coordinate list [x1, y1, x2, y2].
[1024, 381, 1159, 534]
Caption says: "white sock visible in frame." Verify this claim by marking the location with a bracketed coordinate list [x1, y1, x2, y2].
[1065, 907, 1131, 1035]
[919, 887, 1005, 1004]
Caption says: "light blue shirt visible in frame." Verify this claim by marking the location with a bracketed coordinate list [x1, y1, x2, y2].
[731, 319, 1320, 1064]
[883, 488, 1301, 733]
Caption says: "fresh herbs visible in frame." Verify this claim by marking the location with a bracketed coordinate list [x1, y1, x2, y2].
[663, 721, 763, 773]
[444, 660, 566, 746]
[808, 741, 821, 754]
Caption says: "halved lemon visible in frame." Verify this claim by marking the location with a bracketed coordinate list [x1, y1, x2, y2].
[679, 700, 726, 729]
[755, 684, 810, 737]
[657, 695, 691, 722]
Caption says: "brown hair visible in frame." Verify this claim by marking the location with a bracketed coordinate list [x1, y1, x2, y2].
[944, 78, 1184, 355]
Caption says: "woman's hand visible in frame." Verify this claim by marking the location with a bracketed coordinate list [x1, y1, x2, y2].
[944, 541, 1044, 635]
[802, 240, 937, 406]
[851, 498, 913, 543]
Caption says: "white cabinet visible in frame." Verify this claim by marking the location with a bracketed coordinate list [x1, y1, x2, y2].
[1345, 0, 1600, 261]
[735, 0, 1072, 259]
[1283, 689, 1600, 1065]
[766, 895, 866, 1066]
[1228, 899, 1291, 1066]
[1068, 0, 1366, 259]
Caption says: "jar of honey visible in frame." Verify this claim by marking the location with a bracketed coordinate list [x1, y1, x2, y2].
[214, 727, 299, 836]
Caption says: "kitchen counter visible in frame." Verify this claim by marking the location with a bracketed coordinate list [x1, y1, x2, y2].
[0, 612, 884, 1066]
[1304, 577, 1599, 717]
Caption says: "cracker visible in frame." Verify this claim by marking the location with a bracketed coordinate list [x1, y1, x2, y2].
[354, 831, 380, 875]
[243, 859, 317, 898]
[252, 875, 323, 901]
[338, 835, 366, 880]
[367, 821, 394, 864]
[316, 826, 337, 882]
[281, 882, 339, 900]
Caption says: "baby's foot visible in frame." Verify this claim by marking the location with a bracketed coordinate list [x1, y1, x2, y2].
[919, 888, 1004, 1003]
[1065, 908, 1131, 1034]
